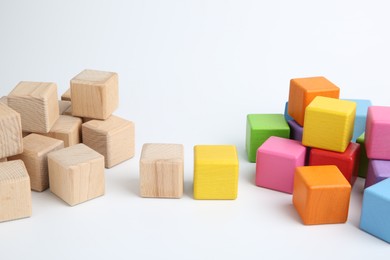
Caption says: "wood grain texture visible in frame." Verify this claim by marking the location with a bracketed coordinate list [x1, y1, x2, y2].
[58, 100, 72, 115]
[0, 160, 32, 222]
[0, 158, 7, 162]
[0, 103, 23, 158]
[293, 165, 351, 225]
[0, 96, 7, 105]
[82, 115, 134, 168]
[61, 89, 71, 101]
[41, 115, 82, 147]
[9, 134, 64, 192]
[8, 81, 59, 133]
[47, 143, 105, 206]
[139, 143, 184, 198]
[193, 145, 239, 200]
[70, 69, 118, 120]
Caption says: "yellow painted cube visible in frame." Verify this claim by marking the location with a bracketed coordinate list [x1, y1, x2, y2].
[302, 96, 356, 152]
[193, 145, 239, 200]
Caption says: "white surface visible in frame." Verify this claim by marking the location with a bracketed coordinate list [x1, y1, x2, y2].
[1, 0, 390, 259]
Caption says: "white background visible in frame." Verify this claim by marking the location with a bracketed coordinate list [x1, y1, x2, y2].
[1, 0, 390, 259]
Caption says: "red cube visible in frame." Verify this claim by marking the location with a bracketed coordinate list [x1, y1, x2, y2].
[309, 142, 360, 185]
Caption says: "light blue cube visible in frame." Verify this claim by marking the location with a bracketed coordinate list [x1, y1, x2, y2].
[343, 99, 371, 141]
[360, 178, 390, 243]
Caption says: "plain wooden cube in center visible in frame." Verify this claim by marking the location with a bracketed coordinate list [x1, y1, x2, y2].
[48, 143, 105, 206]
[70, 69, 118, 120]
[140, 143, 184, 198]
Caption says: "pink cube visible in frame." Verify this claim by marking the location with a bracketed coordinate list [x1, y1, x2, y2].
[256, 136, 306, 193]
[365, 106, 390, 160]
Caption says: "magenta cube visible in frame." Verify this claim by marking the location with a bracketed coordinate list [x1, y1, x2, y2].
[365, 159, 390, 188]
[365, 106, 390, 160]
[256, 136, 306, 194]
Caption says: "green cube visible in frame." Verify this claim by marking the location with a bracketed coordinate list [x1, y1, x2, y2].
[357, 133, 368, 178]
[246, 114, 290, 163]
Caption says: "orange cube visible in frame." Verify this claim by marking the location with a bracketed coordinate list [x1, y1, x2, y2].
[292, 165, 351, 225]
[287, 76, 340, 126]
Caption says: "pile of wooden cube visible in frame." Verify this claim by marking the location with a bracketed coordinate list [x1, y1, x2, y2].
[0, 69, 135, 221]
[246, 76, 390, 243]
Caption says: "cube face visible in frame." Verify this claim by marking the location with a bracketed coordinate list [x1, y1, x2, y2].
[287, 119, 303, 141]
[82, 115, 135, 168]
[365, 159, 390, 188]
[293, 166, 351, 225]
[288, 77, 340, 126]
[365, 106, 390, 160]
[0, 103, 23, 158]
[48, 144, 105, 206]
[0, 160, 32, 222]
[256, 137, 306, 194]
[42, 115, 82, 147]
[246, 114, 290, 163]
[9, 134, 64, 191]
[61, 89, 71, 101]
[256, 136, 306, 194]
[343, 99, 371, 141]
[360, 178, 390, 243]
[70, 69, 118, 120]
[309, 142, 360, 185]
[194, 145, 239, 200]
[357, 133, 369, 178]
[58, 100, 72, 115]
[139, 144, 184, 198]
[8, 81, 59, 133]
[302, 96, 356, 152]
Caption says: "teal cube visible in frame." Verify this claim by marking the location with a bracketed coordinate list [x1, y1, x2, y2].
[360, 178, 390, 243]
[356, 133, 369, 178]
[246, 114, 290, 163]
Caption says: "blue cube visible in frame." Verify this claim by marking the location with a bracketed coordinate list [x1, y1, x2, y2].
[360, 178, 390, 243]
[343, 99, 371, 141]
[284, 102, 293, 122]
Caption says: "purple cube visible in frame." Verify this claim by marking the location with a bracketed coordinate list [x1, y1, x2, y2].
[365, 159, 390, 188]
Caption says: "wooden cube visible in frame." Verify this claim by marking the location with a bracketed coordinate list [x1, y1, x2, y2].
[0, 103, 23, 158]
[365, 159, 390, 188]
[357, 133, 369, 178]
[0, 158, 7, 162]
[309, 142, 360, 185]
[287, 119, 303, 141]
[0, 160, 32, 222]
[58, 100, 72, 115]
[256, 136, 306, 194]
[41, 115, 82, 147]
[0, 96, 7, 105]
[288, 76, 340, 126]
[302, 96, 356, 152]
[48, 143, 105, 206]
[293, 165, 351, 225]
[246, 114, 290, 163]
[82, 115, 135, 168]
[9, 134, 64, 191]
[194, 145, 239, 200]
[343, 99, 371, 141]
[360, 178, 390, 243]
[70, 69, 118, 120]
[139, 143, 184, 198]
[8, 81, 59, 133]
[61, 88, 71, 101]
[365, 106, 390, 160]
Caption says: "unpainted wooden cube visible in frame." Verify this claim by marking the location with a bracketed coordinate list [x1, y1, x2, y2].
[70, 69, 118, 120]
[48, 143, 105, 206]
[82, 115, 134, 168]
[8, 81, 59, 133]
[58, 100, 72, 115]
[9, 134, 64, 192]
[0, 160, 32, 222]
[41, 115, 82, 147]
[61, 88, 71, 101]
[140, 143, 184, 198]
[0, 96, 8, 105]
[0, 103, 23, 158]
